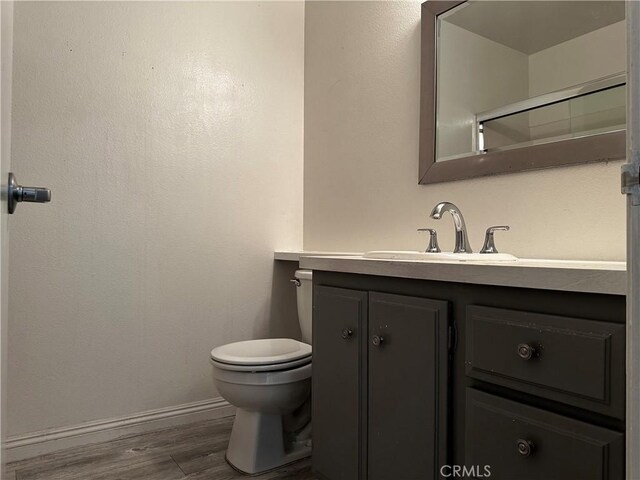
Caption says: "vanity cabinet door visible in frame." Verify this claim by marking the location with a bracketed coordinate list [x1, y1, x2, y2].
[368, 292, 449, 480]
[313, 286, 368, 480]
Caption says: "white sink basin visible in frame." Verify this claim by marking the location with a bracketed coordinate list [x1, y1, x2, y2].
[363, 251, 518, 262]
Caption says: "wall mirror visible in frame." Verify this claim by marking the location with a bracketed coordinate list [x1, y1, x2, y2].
[420, 0, 626, 184]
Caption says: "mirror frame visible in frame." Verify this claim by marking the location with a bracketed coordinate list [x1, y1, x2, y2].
[419, 0, 626, 185]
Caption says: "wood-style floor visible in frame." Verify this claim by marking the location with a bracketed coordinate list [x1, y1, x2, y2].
[6, 416, 314, 480]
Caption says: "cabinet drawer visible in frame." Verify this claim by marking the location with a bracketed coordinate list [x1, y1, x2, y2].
[466, 305, 625, 418]
[465, 389, 624, 480]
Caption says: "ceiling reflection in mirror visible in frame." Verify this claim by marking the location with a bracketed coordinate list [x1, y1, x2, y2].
[435, 1, 626, 162]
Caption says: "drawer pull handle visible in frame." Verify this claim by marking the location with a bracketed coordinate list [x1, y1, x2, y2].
[517, 343, 536, 360]
[341, 328, 353, 339]
[516, 439, 535, 457]
[372, 335, 384, 346]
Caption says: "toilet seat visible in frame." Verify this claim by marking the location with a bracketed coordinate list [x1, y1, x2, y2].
[210, 338, 311, 366]
[210, 355, 311, 373]
[212, 361, 312, 386]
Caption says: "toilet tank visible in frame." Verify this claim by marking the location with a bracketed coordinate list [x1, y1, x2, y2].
[294, 270, 313, 344]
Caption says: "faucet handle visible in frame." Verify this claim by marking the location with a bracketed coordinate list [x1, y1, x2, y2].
[480, 226, 510, 254]
[417, 228, 441, 253]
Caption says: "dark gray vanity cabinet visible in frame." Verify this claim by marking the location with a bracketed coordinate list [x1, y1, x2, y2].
[312, 287, 450, 480]
[311, 270, 626, 480]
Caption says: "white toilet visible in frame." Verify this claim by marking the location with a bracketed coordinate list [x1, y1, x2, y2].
[210, 269, 313, 475]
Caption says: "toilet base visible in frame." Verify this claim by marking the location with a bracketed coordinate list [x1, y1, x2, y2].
[225, 451, 311, 477]
[225, 408, 312, 475]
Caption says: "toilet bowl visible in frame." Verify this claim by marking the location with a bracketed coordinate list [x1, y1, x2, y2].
[210, 269, 313, 475]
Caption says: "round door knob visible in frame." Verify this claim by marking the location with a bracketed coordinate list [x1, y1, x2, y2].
[372, 335, 384, 346]
[341, 328, 353, 339]
[516, 439, 535, 457]
[517, 343, 536, 360]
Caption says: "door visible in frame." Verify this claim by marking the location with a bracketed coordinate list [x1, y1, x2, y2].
[626, 2, 640, 479]
[0, 3, 12, 476]
[313, 286, 367, 480]
[368, 292, 449, 480]
[0, 5, 50, 475]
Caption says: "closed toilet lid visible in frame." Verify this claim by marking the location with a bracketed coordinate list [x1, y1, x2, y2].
[210, 338, 312, 366]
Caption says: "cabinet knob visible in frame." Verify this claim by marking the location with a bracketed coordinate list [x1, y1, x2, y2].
[516, 439, 535, 457]
[372, 335, 384, 346]
[341, 328, 353, 339]
[517, 343, 536, 360]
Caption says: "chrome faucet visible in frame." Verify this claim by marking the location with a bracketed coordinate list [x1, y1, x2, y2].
[429, 202, 473, 253]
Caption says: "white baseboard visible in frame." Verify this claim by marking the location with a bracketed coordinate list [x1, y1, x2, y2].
[5, 397, 235, 463]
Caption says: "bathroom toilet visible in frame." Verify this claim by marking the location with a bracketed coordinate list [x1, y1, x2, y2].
[210, 269, 313, 475]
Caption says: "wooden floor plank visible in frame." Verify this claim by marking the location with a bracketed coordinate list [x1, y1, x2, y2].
[182, 458, 314, 480]
[3, 468, 17, 480]
[9, 417, 234, 478]
[260, 460, 314, 480]
[14, 454, 186, 480]
[170, 443, 227, 475]
[81, 457, 185, 480]
[170, 419, 232, 474]
[7, 416, 316, 480]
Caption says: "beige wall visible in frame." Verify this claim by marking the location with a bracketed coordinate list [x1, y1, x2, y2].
[304, 1, 625, 261]
[9, 1, 303, 437]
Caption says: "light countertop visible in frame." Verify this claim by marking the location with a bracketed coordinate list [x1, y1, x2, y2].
[274, 251, 362, 261]
[296, 254, 626, 296]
